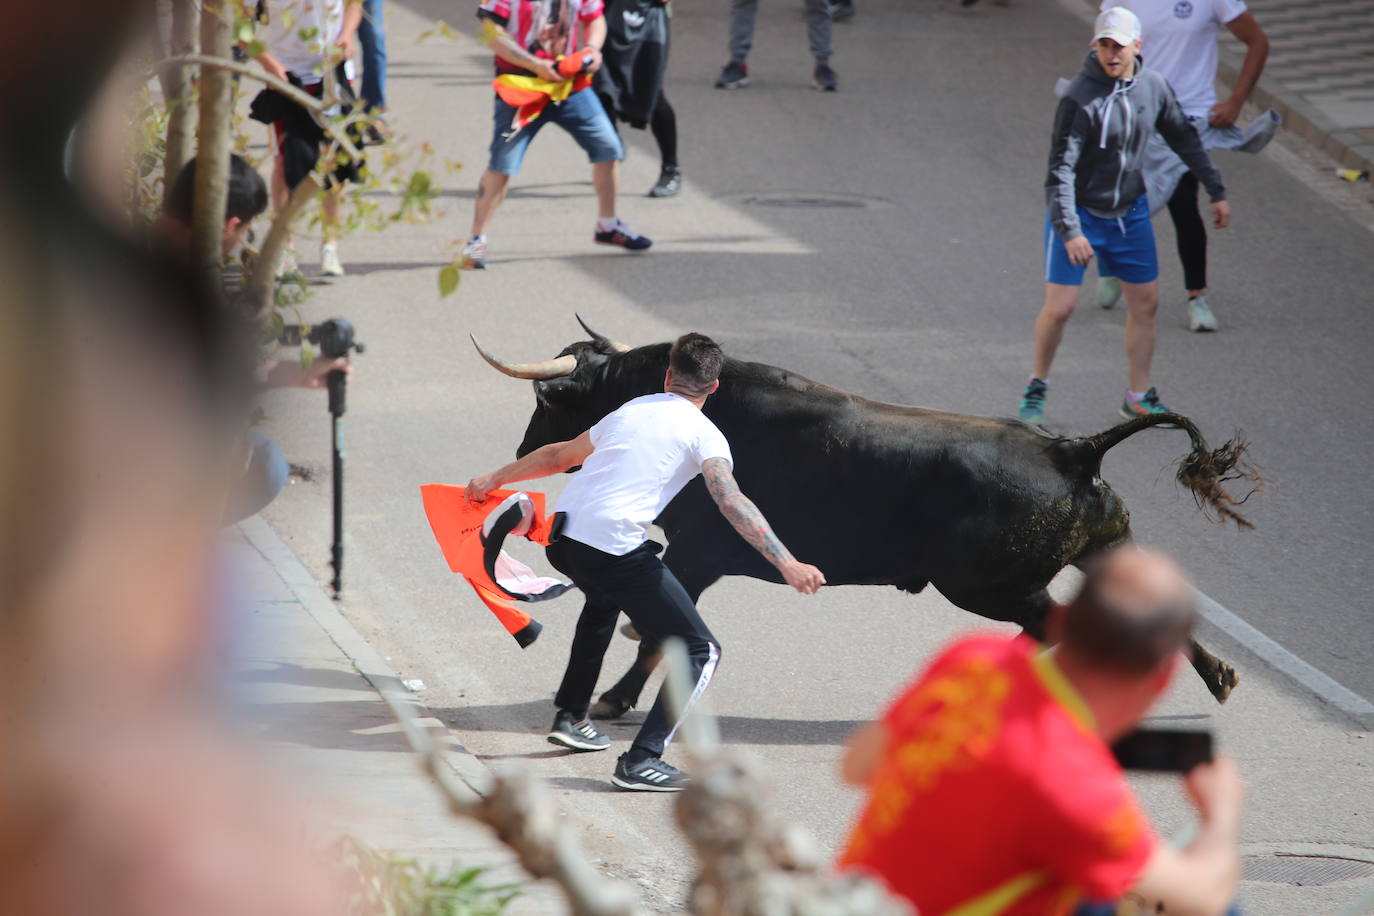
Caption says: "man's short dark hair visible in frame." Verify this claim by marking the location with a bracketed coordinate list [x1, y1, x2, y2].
[668, 332, 725, 397]
[163, 154, 269, 226]
[1062, 556, 1196, 676]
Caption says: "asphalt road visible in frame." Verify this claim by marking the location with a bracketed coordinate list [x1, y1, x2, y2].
[259, 0, 1374, 911]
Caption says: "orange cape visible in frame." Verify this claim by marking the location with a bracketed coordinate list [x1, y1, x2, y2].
[420, 485, 574, 648]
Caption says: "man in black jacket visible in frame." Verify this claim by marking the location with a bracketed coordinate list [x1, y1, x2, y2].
[1017, 7, 1229, 426]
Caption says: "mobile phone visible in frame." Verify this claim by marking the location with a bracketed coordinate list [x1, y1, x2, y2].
[1111, 728, 1213, 773]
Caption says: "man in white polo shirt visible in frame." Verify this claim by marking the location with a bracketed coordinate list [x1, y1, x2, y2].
[466, 332, 825, 791]
[1097, 0, 1274, 332]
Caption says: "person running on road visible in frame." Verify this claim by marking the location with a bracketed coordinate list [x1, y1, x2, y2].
[464, 333, 825, 792]
[715, 0, 839, 92]
[1019, 7, 1229, 426]
[838, 546, 1244, 915]
[461, 0, 652, 269]
[595, 0, 683, 197]
[1095, 0, 1274, 332]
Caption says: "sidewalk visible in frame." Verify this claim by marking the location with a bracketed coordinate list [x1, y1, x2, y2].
[226, 517, 565, 914]
[1218, 0, 1374, 172]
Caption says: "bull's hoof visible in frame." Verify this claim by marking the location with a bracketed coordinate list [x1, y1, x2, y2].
[620, 622, 641, 641]
[1210, 664, 1240, 704]
[589, 695, 634, 720]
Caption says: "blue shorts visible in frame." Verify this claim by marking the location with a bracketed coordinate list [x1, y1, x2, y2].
[1044, 195, 1158, 285]
[487, 86, 624, 176]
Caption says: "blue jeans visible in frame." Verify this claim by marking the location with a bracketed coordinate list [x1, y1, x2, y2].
[1076, 903, 1241, 915]
[487, 87, 624, 176]
[358, 0, 387, 110]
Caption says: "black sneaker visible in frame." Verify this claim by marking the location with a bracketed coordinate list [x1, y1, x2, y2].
[594, 220, 653, 251]
[648, 166, 682, 198]
[812, 65, 838, 92]
[611, 755, 689, 792]
[548, 710, 611, 752]
[826, 0, 856, 20]
[715, 61, 749, 89]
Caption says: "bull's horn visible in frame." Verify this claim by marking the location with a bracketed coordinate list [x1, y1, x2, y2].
[575, 313, 631, 353]
[470, 335, 578, 380]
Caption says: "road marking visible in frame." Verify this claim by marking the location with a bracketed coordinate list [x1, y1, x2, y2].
[1192, 587, 1374, 718]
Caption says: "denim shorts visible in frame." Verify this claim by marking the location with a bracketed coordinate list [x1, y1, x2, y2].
[487, 86, 624, 176]
[1044, 195, 1159, 286]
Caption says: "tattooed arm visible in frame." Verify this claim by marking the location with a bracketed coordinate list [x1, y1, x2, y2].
[701, 457, 825, 595]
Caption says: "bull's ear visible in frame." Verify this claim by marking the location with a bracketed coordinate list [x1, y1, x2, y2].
[535, 376, 579, 403]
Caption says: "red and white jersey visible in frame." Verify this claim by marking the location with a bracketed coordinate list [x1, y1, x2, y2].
[478, 0, 606, 75]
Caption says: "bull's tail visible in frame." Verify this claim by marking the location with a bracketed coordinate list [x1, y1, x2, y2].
[1069, 413, 1261, 530]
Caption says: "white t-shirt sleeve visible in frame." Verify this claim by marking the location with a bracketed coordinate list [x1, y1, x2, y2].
[693, 422, 733, 471]
[1217, 0, 1248, 24]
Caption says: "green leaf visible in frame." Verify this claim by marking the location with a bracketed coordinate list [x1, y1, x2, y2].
[244, 39, 265, 58]
[235, 19, 255, 43]
[298, 26, 319, 42]
[438, 264, 460, 298]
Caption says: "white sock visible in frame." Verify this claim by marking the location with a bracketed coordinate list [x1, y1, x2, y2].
[1127, 388, 1149, 402]
[1028, 375, 1047, 387]
[597, 217, 619, 232]
[468, 233, 486, 243]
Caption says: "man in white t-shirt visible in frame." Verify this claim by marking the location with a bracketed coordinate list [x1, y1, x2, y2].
[1097, 0, 1272, 332]
[466, 333, 825, 791]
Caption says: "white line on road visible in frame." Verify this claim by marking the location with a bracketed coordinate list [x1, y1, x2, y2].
[1192, 587, 1374, 718]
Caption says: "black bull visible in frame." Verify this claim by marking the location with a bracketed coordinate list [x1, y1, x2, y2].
[480, 330, 1259, 707]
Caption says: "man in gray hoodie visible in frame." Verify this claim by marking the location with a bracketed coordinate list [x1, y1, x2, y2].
[1018, 7, 1230, 426]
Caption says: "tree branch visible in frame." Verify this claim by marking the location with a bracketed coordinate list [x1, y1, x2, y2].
[156, 54, 363, 162]
[191, 3, 234, 277]
[242, 175, 320, 317]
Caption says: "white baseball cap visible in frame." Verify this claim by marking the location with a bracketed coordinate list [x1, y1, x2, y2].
[1093, 7, 1142, 45]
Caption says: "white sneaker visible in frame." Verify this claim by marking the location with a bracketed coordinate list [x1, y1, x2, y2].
[320, 242, 344, 277]
[461, 235, 487, 270]
[275, 246, 300, 279]
[1096, 276, 1122, 309]
[1187, 295, 1218, 332]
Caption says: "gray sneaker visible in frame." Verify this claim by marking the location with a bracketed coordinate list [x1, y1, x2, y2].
[548, 710, 610, 752]
[1187, 295, 1218, 332]
[1096, 276, 1122, 309]
[715, 61, 749, 89]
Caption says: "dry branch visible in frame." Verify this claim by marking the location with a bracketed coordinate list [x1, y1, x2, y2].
[242, 175, 319, 316]
[156, 53, 364, 162]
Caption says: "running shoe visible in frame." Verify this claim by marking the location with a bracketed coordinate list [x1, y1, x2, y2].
[594, 219, 653, 251]
[1187, 295, 1218, 332]
[461, 235, 487, 270]
[812, 65, 838, 92]
[320, 242, 344, 277]
[1018, 378, 1048, 425]
[715, 61, 749, 89]
[547, 710, 611, 752]
[275, 245, 300, 279]
[612, 755, 689, 792]
[1120, 387, 1172, 419]
[1096, 276, 1122, 309]
[648, 166, 682, 198]
[826, 0, 856, 20]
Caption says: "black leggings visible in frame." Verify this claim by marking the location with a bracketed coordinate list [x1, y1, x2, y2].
[1166, 172, 1207, 293]
[598, 91, 679, 169]
[548, 537, 718, 762]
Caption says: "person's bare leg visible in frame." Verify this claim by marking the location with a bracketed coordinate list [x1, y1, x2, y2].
[1122, 279, 1160, 392]
[469, 170, 510, 237]
[592, 160, 618, 221]
[1031, 282, 1081, 381]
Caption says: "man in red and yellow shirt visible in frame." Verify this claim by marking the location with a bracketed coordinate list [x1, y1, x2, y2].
[838, 547, 1243, 916]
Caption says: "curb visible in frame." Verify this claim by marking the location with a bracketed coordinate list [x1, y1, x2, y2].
[237, 515, 498, 797]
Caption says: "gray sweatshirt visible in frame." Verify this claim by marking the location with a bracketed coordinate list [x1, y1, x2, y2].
[1047, 52, 1226, 242]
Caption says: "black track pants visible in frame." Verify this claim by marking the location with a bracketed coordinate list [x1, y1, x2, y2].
[1166, 172, 1208, 293]
[548, 537, 719, 762]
